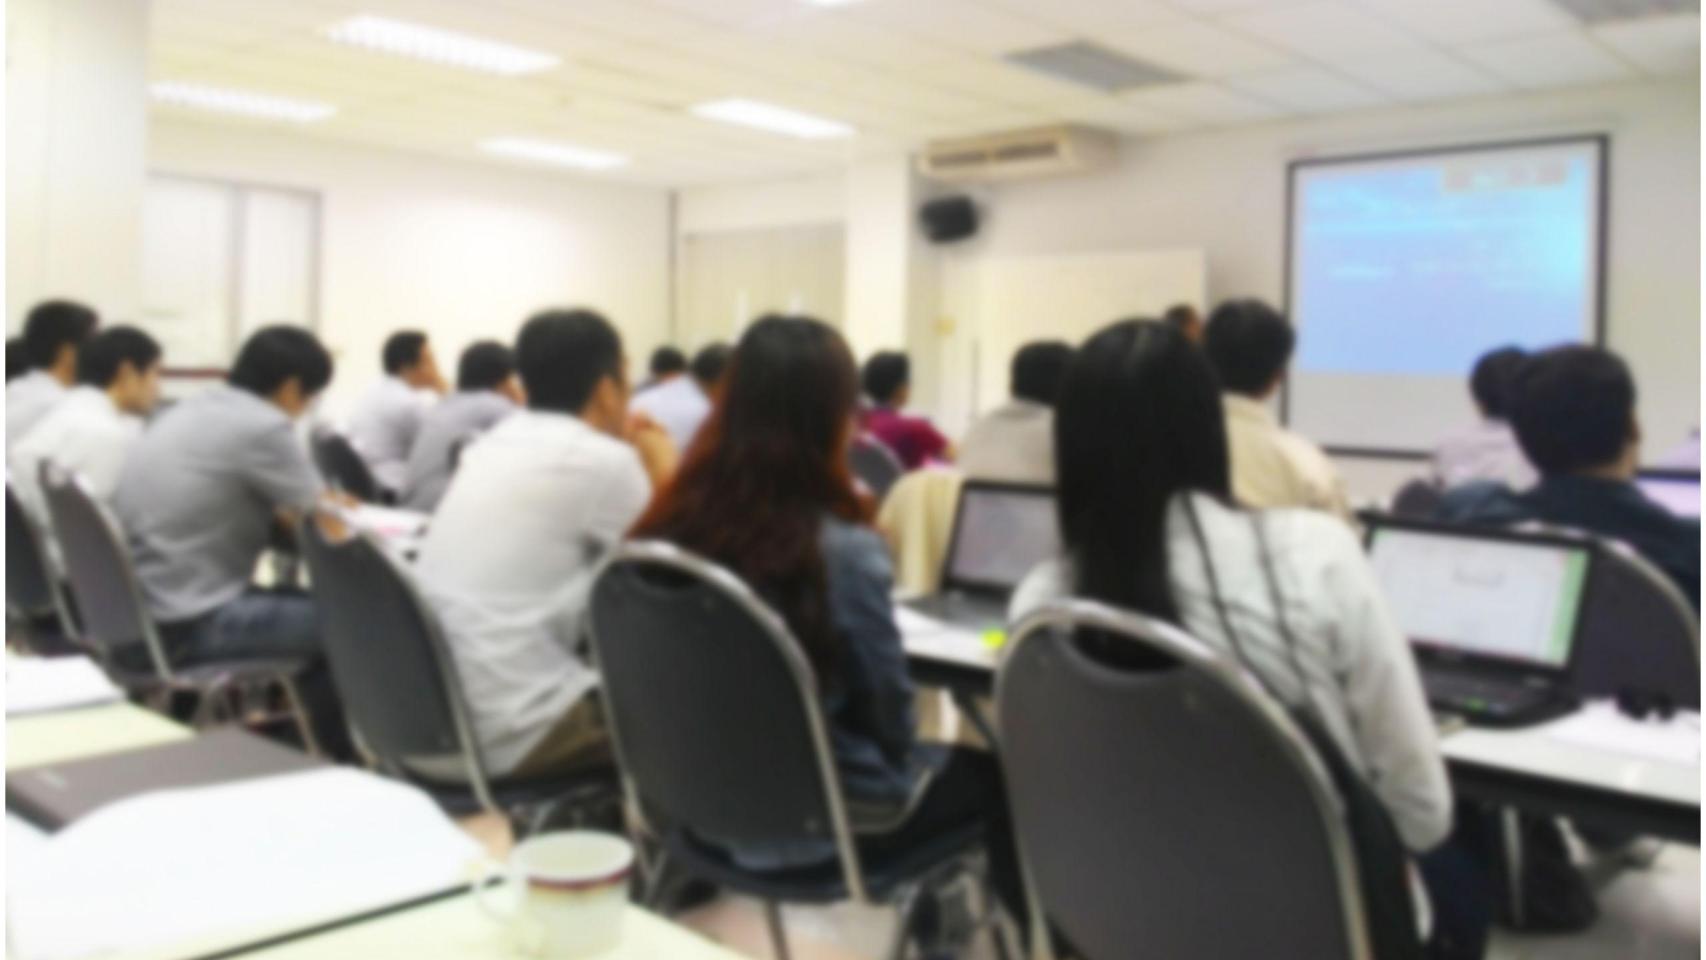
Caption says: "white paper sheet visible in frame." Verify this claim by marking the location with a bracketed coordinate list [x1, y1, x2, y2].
[1538, 701, 1701, 766]
[347, 504, 430, 539]
[5, 656, 122, 716]
[7, 768, 481, 960]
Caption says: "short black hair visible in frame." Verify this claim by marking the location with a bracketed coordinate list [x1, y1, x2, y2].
[1011, 341, 1074, 405]
[6, 338, 27, 381]
[516, 309, 623, 414]
[1203, 299, 1295, 396]
[691, 343, 732, 386]
[649, 346, 687, 377]
[457, 340, 516, 392]
[229, 326, 335, 398]
[76, 326, 162, 388]
[862, 351, 910, 405]
[1509, 345, 1635, 476]
[1163, 303, 1200, 332]
[1469, 346, 1527, 419]
[382, 331, 429, 375]
[21, 300, 99, 370]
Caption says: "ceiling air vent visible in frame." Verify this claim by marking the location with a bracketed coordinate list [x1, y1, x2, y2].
[1004, 41, 1186, 93]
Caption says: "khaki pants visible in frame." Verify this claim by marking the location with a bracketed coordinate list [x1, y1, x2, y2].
[512, 695, 612, 778]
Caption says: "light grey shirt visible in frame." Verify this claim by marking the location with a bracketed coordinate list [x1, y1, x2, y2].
[347, 377, 435, 491]
[114, 385, 322, 623]
[416, 411, 651, 775]
[957, 399, 1054, 486]
[10, 386, 144, 570]
[1431, 419, 1536, 491]
[6, 371, 67, 453]
[398, 391, 517, 513]
[1011, 491, 1452, 852]
[629, 375, 709, 453]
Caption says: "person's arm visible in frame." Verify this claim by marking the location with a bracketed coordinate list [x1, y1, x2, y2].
[915, 417, 953, 465]
[826, 524, 917, 764]
[1323, 529, 1454, 852]
[623, 411, 679, 488]
[243, 420, 326, 521]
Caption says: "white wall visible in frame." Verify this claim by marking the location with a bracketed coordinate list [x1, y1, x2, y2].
[7, 0, 150, 326]
[148, 119, 672, 418]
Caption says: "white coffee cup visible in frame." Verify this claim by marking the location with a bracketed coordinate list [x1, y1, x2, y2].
[474, 831, 634, 958]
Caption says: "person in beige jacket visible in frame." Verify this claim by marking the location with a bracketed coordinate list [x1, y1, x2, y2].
[1203, 299, 1351, 521]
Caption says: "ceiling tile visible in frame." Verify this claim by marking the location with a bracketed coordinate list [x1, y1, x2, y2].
[1336, 47, 1510, 101]
[1353, 0, 1577, 45]
[1100, 20, 1296, 78]
[851, 0, 1071, 56]
[1227, 65, 1385, 113]
[1458, 31, 1638, 89]
[1165, 0, 1307, 12]
[1126, 81, 1287, 123]
[985, 0, 1186, 33]
[1056, 96, 1199, 134]
[1221, 1, 1425, 60]
[1591, 13, 1702, 76]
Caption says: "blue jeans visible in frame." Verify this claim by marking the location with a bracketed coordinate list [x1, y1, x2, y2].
[164, 589, 322, 665]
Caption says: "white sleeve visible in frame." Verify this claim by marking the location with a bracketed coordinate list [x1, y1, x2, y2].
[1325, 534, 1454, 851]
[586, 446, 652, 550]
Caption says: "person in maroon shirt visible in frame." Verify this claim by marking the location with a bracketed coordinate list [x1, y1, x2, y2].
[859, 351, 952, 470]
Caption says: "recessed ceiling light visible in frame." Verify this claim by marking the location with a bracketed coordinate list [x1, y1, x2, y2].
[480, 138, 629, 171]
[690, 99, 855, 139]
[325, 15, 559, 75]
[149, 82, 336, 122]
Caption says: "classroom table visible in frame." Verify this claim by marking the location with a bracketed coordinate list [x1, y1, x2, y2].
[7, 700, 193, 770]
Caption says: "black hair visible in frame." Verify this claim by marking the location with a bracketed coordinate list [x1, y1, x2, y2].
[457, 340, 516, 392]
[21, 300, 99, 370]
[649, 346, 687, 377]
[516, 308, 623, 414]
[1011, 341, 1075, 405]
[861, 351, 910, 405]
[1469, 346, 1527, 419]
[1162, 303, 1200, 333]
[228, 326, 335, 398]
[1058, 319, 1231, 623]
[1509, 345, 1635, 476]
[1203, 299, 1295, 396]
[691, 343, 732, 387]
[6, 338, 27, 381]
[76, 326, 162, 388]
[382, 331, 428, 375]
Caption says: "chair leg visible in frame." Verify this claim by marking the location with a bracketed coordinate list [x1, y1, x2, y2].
[885, 884, 927, 960]
[1501, 807, 1525, 928]
[762, 899, 792, 960]
[277, 677, 322, 757]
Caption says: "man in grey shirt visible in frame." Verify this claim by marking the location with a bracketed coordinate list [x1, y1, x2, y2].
[346, 330, 446, 493]
[114, 326, 334, 667]
[399, 340, 523, 512]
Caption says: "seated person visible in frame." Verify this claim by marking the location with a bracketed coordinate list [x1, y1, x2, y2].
[635, 345, 686, 395]
[630, 314, 1022, 918]
[12, 326, 163, 563]
[630, 342, 730, 453]
[1012, 319, 1478, 957]
[1438, 345, 1700, 609]
[114, 326, 334, 667]
[346, 330, 446, 492]
[958, 340, 1072, 486]
[416, 309, 676, 778]
[6, 336, 26, 382]
[1163, 302, 1204, 344]
[398, 340, 522, 512]
[1431, 346, 1535, 491]
[7, 300, 99, 450]
[1204, 299, 1350, 519]
[861, 351, 952, 470]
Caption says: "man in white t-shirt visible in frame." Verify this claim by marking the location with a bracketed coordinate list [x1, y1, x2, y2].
[6, 300, 99, 451]
[1431, 346, 1536, 491]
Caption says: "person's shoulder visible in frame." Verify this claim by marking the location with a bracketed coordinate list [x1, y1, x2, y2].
[821, 516, 892, 581]
[1436, 479, 1522, 524]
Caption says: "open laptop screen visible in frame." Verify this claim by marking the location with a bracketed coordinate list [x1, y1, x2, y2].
[1636, 471, 1700, 519]
[1368, 525, 1590, 670]
[943, 484, 1060, 594]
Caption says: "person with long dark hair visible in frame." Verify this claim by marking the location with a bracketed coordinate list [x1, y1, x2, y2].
[631, 314, 1019, 928]
[1011, 319, 1485, 958]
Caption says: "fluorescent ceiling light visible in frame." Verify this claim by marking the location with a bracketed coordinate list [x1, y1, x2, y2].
[480, 138, 629, 171]
[690, 98, 855, 139]
[150, 82, 336, 122]
[325, 15, 559, 75]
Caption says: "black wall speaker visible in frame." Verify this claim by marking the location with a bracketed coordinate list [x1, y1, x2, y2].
[919, 195, 978, 244]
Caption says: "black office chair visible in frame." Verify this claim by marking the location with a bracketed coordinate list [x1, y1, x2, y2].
[1571, 533, 1700, 709]
[1389, 477, 1445, 519]
[851, 436, 906, 501]
[6, 483, 80, 655]
[37, 462, 320, 748]
[310, 429, 385, 504]
[297, 511, 618, 833]
[589, 540, 1003, 960]
[998, 599, 1373, 960]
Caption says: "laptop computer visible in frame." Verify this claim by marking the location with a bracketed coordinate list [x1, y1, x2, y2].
[1366, 518, 1593, 727]
[904, 481, 1059, 631]
[1636, 469, 1700, 519]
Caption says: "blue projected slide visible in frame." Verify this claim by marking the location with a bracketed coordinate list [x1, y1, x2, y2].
[1292, 145, 1600, 377]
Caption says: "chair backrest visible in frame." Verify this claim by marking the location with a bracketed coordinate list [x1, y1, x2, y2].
[7, 483, 60, 621]
[1389, 478, 1444, 519]
[1574, 535, 1701, 708]
[997, 600, 1370, 960]
[296, 511, 494, 799]
[311, 430, 382, 503]
[588, 540, 866, 898]
[850, 436, 904, 500]
[37, 462, 170, 677]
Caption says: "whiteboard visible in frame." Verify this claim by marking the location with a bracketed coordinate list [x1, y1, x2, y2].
[938, 247, 1207, 426]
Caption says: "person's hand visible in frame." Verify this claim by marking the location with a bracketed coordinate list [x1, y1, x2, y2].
[322, 489, 361, 510]
[625, 411, 679, 484]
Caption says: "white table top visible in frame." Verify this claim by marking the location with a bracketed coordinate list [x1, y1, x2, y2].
[1439, 707, 1700, 808]
[897, 607, 1001, 671]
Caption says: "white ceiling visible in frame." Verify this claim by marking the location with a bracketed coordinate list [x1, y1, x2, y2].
[149, 0, 1701, 186]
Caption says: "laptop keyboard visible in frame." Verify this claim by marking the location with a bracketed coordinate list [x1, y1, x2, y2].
[1425, 672, 1549, 720]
